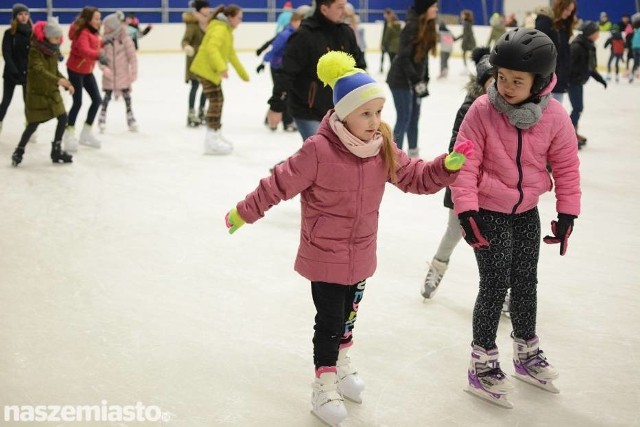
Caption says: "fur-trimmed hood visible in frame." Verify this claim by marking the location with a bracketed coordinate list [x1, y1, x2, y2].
[534, 6, 554, 19]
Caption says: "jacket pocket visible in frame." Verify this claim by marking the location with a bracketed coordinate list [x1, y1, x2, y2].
[307, 81, 317, 109]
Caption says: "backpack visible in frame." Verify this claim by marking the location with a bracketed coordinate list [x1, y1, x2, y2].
[612, 38, 625, 55]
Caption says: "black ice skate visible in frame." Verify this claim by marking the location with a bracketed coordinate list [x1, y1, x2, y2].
[51, 141, 73, 164]
[11, 147, 24, 167]
[187, 109, 200, 127]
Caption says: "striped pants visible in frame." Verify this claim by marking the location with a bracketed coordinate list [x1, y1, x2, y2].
[200, 79, 224, 130]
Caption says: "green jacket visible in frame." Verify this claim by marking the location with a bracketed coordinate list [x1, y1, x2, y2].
[190, 17, 249, 85]
[181, 11, 205, 82]
[26, 39, 65, 124]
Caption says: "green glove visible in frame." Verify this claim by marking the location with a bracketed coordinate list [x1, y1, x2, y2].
[444, 140, 474, 172]
[225, 207, 245, 235]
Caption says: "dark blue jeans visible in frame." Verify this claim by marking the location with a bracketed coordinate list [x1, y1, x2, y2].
[567, 83, 584, 128]
[294, 118, 320, 142]
[390, 88, 421, 150]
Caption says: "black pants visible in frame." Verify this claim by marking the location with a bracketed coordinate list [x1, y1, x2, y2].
[270, 68, 292, 126]
[472, 208, 540, 350]
[17, 113, 67, 150]
[67, 69, 102, 127]
[311, 280, 365, 369]
[188, 79, 207, 111]
[0, 79, 25, 122]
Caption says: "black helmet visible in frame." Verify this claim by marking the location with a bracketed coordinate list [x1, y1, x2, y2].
[490, 28, 557, 94]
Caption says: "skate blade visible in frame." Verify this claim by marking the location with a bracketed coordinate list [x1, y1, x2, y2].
[310, 410, 343, 427]
[513, 374, 559, 393]
[464, 386, 513, 409]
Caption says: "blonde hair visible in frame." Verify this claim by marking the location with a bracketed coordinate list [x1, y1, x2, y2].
[379, 121, 399, 183]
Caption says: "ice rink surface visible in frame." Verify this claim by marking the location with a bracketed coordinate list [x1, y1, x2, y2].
[0, 51, 639, 426]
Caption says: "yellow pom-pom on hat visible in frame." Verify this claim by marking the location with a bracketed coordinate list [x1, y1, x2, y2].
[317, 50, 386, 120]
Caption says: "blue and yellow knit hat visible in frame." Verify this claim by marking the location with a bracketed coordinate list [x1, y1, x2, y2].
[317, 51, 386, 120]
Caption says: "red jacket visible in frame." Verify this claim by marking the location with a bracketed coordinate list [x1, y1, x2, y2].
[66, 24, 102, 74]
[236, 111, 458, 285]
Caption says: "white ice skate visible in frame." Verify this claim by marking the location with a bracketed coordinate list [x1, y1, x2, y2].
[127, 111, 138, 132]
[62, 126, 78, 153]
[98, 110, 106, 133]
[512, 334, 559, 393]
[465, 345, 514, 409]
[421, 258, 448, 300]
[79, 124, 101, 148]
[336, 345, 365, 403]
[203, 128, 232, 155]
[311, 368, 347, 427]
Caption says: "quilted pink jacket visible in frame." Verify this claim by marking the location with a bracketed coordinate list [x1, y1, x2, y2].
[237, 111, 459, 285]
[100, 31, 137, 91]
[451, 83, 581, 217]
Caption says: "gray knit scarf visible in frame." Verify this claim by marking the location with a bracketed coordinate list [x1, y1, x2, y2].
[487, 84, 550, 129]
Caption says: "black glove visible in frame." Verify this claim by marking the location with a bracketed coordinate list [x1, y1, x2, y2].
[98, 54, 109, 66]
[142, 25, 152, 36]
[256, 63, 265, 74]
[543, 213, 576, 256]
[413, 81, 429, 98]
[459, 211, 489, 249]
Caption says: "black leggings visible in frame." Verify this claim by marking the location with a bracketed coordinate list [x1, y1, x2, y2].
[0, 79, 25, 122]
[472, 208, 540, 350]
[17, 113, 67, 149]
[311, 280, 366, 368]
[188, 79, 207, 110]
[67, 69, 102, 126]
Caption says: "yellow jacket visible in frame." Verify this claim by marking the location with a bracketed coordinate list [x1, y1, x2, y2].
[190, 17, 249, 85]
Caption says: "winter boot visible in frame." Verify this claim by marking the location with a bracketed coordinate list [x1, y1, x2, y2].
[98, 110, 107, 133]
[127, 111, 138, 132]
[63, 126, 79, 153]
[336, 344, 365, 403]
[512, 333, 559, 393]
[11, 147, 24, 167]
[51, 140, 73, 164]
[466, 344, 514, 408]
[311, 367, 348, 427]
[421, 258, 448, 299]
[187, 108, 200, 127]
[203, 128, 232, 155]
[79, 124, 101, 148]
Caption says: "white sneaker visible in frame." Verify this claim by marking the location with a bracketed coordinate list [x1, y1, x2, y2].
[204, 128, 232, 155]
[311, 369, 347, 426]
[421, 258, 448, 299]
[79, 124, 101, 148]
[336, 346, 365, 403]
[63, 127, 79, 153]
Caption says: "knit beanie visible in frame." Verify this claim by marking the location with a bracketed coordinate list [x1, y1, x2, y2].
[44, 16, 63, 39]
[192, 0, 210, 12]
[580, 20, 599, 37]
[103, 11, 125, 34]
[12, 3, 28, 19]
[471, 47, 493, 87]
[317, 51, 386, 120]
[414, 0, 437, 16]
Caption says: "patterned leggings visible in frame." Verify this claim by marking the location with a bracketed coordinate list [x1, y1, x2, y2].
[311, 280, 366, 368]
[472, 208, 540, 350]
[101, 89, 133, 114]
[200, 79, 223, 130]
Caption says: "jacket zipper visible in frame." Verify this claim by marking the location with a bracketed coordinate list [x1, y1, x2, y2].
[348, 160, 363, 284]
[511, 128, 524, 215]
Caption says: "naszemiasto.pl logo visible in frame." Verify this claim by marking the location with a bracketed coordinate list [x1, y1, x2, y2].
[4, 401, 171, 423]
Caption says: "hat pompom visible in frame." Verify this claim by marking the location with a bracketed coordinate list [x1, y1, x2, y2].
[317, 51, 356, 89]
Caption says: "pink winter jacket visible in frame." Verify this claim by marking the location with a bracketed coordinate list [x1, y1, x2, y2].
[450, 83, 581, 217]
[100, 31, 137, 91]
[236, 111, 459, 285]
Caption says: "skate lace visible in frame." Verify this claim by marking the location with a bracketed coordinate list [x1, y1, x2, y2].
[523, 350, 550, 369]
[425, 265, 444, 288]
[478, 367, 507, 381]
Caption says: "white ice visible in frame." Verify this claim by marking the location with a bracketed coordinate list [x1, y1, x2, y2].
[0, 52, 639, 427]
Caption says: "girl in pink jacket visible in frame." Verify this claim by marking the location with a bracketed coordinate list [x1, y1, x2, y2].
[97, 12, 138, 133]
[224, 51, 472, 426]
[450, 29, 581, 408]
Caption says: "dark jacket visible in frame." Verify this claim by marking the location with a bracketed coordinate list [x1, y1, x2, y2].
[386, 8, 430, 89]
[569, 34, 605, 86]
[181, 12, 205, 82]
[26, 28, 66, 123]
[457, 20, 476, 51]
[2, 23, 32, 85]
[443, 78, 484, 209]
[535, 13, 570, 93]
[269, 10, 365, 121]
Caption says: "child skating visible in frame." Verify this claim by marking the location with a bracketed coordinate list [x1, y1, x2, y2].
[11, 17, 74, 166]
[225, 51, 472, 426]
[450, 29, 581, 408]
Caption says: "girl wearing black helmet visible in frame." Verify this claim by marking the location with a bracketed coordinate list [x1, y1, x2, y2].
[449, 28, 582, 408]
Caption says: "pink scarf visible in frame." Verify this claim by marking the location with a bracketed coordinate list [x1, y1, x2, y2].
[329, 112, 383, 159]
